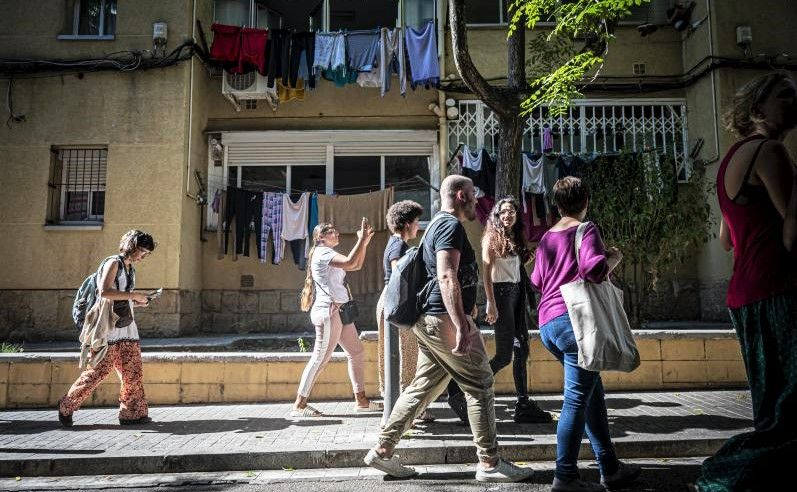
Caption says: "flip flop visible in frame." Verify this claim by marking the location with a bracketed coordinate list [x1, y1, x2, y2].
[289, 405, 324, 417]
[354, 401, 383, 413]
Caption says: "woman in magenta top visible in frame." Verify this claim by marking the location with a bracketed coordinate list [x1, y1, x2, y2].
[697, 72, 797, 492]
[531, 177, 639, 492]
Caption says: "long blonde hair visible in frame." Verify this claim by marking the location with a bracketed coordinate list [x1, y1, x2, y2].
[299, 223, 335, 311]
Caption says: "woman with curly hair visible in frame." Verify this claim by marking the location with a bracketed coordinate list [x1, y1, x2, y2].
[376, 200, 434, 423]
[482, 197, 551, 423]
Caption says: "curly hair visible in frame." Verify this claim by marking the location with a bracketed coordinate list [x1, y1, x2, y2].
[484, 197, 527, 259]
[386, 200, 424, 234]
[299, 223, 335, 312]
[118, 230, 156, 258]
[724, 71, 793, 137]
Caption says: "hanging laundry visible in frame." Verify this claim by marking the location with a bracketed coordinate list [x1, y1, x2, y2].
[282, 193, 310, 269]
[356, 69, 381, 88]
[261, 192, 283, 265]
[307, 192, 319, 254]
[322, 67, 358, 87]
[475, 196, 496, 226]
[210, 23, 241, 70]
[313, 32, 346, 74]
[522, 152, 545, 194]
[523, 192, 550, 242]
[558, 153, 586, 178]
[380, 27, 406, 97]
[405, 20, 440, 89]
[277, 78, 305, 102]
[346, 30, 380, 72]
[289, 32, 315, 89]
[239, 27, 268, 75]
[266, 29, 290, 88]
[215, 190, 227, 260]
[543, 126, 554, 152]
[211, 189, 221, 214]
[317, 188, 394, 233]
[541, 154, 560, 209]
[461, 146, 496, 197]
[225, 188, 263, 259]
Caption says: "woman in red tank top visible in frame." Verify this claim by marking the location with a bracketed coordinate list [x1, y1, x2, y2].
[698, 72, 797, 492]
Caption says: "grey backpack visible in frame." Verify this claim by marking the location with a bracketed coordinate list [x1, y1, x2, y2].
[71, 256, 126, 330]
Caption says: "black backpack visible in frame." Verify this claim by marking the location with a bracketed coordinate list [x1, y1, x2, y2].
[383, 213, 447, 330]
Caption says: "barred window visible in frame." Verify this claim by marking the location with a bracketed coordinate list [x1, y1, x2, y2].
[47, 147, 107, 224]
[59, 0, 117, 40]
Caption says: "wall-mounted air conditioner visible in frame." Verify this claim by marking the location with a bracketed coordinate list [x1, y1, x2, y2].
[221, 71, 270, 100]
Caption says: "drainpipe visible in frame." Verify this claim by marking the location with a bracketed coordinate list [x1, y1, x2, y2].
[186, 0, 197, 195]
[437, 0, 448, 184]
[705, 0, 720, 163]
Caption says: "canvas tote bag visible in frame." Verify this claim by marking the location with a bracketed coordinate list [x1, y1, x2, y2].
[559, 222, 640, 372]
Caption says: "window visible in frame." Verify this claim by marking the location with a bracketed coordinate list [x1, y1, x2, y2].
[59, 0, 117, 39]
[329, 0, 398, 30]
[215, 0, 324, 30]
[214, 0, 433, 31]
[229, 164, 327, 196]
[47, 147, 107, 224]
[334, 156, 380, 195]
[386, 156, 432, 221]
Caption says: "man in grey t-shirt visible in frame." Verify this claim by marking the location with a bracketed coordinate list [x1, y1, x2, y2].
[364, 175, 534, 483]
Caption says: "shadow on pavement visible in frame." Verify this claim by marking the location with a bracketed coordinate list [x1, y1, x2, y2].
[0, 417, 344, 436]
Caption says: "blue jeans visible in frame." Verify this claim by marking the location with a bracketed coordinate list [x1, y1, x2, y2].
[540, 313, 619, 480]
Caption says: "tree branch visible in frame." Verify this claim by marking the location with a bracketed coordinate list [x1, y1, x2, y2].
[448, 0, 510, 118]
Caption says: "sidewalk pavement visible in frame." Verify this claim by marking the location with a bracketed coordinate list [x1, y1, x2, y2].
[0, 390, 752, 477]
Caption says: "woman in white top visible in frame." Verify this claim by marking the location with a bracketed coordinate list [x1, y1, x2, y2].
[294, 219, 381, 416]
[482, 198, 551, 423]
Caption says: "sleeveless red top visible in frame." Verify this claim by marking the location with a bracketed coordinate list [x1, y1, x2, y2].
[717, 136, 796, 308]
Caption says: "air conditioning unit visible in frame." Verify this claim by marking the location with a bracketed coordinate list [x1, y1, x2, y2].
[221, 71, 270, 100]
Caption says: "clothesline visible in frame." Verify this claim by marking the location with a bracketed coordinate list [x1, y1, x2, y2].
[209, 174, 437, 195]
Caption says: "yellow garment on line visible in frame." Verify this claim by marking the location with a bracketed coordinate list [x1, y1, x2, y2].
[317, 188, 394, 234]
[277, 78, 305, 103]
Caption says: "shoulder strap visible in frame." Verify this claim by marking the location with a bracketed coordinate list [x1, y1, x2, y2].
[573, 222, 590, 268]
[740, 139, 769, 189]
[419, 211, 451, 248]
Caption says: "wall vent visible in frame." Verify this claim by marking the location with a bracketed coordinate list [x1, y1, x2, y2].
[633, 62, 647, 75]
[240, 275, 254, 288]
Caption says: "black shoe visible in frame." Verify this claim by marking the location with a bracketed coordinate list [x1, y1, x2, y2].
[447, 392, 469, 425]
[513, 399, 553, 424]
[600, 462, 641, 490]
[119, 416, 153, 426]
[57, 399, 73, 428]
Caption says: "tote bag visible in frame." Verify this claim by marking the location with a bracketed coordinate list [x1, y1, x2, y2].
[559, 222, 640, 372]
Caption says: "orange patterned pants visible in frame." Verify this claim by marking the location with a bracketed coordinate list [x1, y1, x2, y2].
[59, 341, 148, 420]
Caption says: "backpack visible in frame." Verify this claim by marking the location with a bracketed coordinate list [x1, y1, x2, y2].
[71, 255, 126, 330]
[383, 213, 448, 330]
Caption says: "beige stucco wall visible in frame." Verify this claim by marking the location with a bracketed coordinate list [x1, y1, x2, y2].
[0, 1, 196, 291]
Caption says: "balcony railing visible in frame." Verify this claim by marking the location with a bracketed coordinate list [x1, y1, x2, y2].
[448, 98, 691, 180]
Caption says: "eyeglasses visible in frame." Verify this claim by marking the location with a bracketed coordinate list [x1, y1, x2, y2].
[498, 209, 517, 216]
[138, 248, 152, 258]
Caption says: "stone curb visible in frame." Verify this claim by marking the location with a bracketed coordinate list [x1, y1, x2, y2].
[0, 437, 725, 478]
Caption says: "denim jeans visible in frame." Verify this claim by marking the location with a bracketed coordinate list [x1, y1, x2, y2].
[490, 282, 529, 400]
[540, 313, 619, 480]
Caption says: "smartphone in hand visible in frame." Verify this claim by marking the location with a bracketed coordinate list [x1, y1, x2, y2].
[146, 288, 163, 303]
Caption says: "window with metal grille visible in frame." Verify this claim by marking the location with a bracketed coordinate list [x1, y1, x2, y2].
[47, 147, 108, 224]
[59, 0, 117, 40]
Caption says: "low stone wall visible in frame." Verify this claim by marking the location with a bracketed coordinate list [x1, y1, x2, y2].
[0, 290, 202, 341]
[0, 330, 746, 409]
[197, 290, 381, 334]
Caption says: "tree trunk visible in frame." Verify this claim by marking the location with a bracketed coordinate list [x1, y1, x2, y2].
[448, 0, 526, 198]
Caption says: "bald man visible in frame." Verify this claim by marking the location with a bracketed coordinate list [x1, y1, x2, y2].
[364, 175, 534, 483]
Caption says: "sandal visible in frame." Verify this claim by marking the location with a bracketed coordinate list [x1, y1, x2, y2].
[354, 401, 383, 413]
[289, 405, 324, 417]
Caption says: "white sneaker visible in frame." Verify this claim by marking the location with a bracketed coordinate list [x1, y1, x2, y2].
[363, 449, 418, 478]
[475, 459, 535, 483]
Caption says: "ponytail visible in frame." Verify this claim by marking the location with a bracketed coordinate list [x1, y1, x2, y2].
[299, 244, 316, 312]
[299, 223, 335, 312]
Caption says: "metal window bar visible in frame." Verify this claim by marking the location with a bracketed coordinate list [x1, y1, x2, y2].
[48, 147, 107, 223]
[449, 99, 691, 180]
